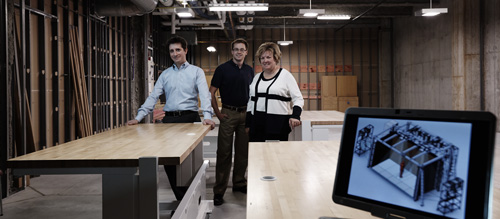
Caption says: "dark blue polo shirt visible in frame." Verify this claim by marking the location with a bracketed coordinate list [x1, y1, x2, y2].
[211, 60, 254, 107]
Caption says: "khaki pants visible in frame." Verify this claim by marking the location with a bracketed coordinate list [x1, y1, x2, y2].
[213, 107, 249, 196]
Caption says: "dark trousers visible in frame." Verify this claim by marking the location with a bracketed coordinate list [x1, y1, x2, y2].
[162, 111, 201, 201]
[248, 112, 290, 142]
[213, 108, 248, 196]
[250, 132, 288, 142]
[249, 128, 289, 142]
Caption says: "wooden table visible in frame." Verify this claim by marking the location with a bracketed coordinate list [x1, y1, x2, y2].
[247, 140, 500, 219]
[8, 123, 212, 219]
[289, 110, 345, 141]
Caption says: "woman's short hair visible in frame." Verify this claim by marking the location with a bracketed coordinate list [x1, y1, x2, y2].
[255, 42, 281, 64]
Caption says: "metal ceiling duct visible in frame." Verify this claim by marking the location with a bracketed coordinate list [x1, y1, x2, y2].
[95, 0, 158, 16]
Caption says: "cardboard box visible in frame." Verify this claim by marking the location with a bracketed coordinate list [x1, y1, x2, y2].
[321, 96, 338, 110]
[321, 76, 337, 97]
[338, 97, 359, 112]
[337, 76, 357, 97]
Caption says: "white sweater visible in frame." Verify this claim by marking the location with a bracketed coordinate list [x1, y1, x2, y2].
[247, 68, 304, 115]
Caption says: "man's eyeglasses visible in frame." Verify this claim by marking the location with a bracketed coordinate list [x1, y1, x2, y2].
[233, 48, 246, 52]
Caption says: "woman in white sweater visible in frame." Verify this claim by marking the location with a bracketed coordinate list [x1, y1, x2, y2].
[245, 42, 304, 142]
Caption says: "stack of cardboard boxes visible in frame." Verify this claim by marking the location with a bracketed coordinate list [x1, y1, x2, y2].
[321, 75, 359, 112]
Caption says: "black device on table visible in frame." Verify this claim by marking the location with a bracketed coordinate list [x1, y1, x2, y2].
[332, 107, 496, 219]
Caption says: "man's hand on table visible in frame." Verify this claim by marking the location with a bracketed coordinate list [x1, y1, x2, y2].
[127, 119, 139, 126]
[203, 119, 216, 130]
[128, 118, 215, 130]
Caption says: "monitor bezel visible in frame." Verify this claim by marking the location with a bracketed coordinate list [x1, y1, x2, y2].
[332, 107, 496, 219]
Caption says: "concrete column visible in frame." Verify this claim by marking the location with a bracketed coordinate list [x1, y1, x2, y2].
[452, 0, 481, 111]
[484, 0, 500, 129]
[379, 19, 393, 108]
[129, 16, 146, 120]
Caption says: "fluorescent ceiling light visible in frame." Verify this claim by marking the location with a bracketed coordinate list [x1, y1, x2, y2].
[207, 46, 216, 52]
[317, 15, 351, 20]
[299, 9, 324, 17]
[176, 7, 194, 18]
[208, 3, 269, 12]
[299, 0, 324, 17]
[277, 41, 293, 46]
[236, 25, 254, 30]
[415, 0, 448, 16]
[415, 8, 448, 16]
[277, 19, 293, 46]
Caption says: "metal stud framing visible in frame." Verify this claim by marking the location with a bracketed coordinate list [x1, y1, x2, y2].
[51, 0, 59, 145]
[37, 0, 46, 150]
[1, 0, 8, 198]
[1, 0, 133, 194]
[62, 0, 71, 142]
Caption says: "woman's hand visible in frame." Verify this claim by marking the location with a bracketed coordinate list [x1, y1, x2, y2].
[289, 118, 301, 129]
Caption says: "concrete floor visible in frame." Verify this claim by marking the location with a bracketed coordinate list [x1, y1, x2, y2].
[0, 157, 247, 219]
[1, 123, 338, 219]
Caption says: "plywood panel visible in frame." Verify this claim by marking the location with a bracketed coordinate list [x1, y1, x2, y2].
[321, 96, 338, 110]
[337, 75, 357, 97]
[321, 76, 336, 97]
[338, 97, 359, 112]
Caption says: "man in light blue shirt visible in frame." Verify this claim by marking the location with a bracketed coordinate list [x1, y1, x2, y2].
[127, 37, 215, 127]
[127, 36, 215, 201]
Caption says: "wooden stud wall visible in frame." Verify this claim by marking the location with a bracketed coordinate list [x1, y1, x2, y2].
[88, 15, 131, 133]
[193, 27, 380, 110]
[7, 0, 133, 161]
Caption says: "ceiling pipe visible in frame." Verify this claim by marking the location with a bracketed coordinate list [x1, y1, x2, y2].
[225, 0, 236, 40]
[161, 9, 226, 26]
[335, 0, 387, 32]
[202, 26, 225, 30]
[171, 13, 176, 34]
[157, 1, 229, 37]
[190, 1, 219, 19]
[95, 0, 158, 16]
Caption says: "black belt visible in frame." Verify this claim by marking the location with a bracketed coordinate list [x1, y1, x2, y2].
[164, 110, 197, 117]
[222, 104, 247, 112]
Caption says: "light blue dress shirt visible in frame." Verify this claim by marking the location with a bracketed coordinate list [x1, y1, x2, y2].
[135, 61, 213, 122]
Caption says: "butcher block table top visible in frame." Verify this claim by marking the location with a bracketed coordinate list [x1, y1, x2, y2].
[247, 140, 500, 219]
[8, 123, 211, 168]
[300, 110, 345, 125]
[247, 140, 372, 219]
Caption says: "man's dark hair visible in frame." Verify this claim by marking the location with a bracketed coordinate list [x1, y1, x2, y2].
[167, 36, 188, 50]
[231, 38, 248, 50]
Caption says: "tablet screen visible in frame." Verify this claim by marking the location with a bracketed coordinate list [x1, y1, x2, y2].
[333, 108, 496, 219]
[349, 118, 471, 218]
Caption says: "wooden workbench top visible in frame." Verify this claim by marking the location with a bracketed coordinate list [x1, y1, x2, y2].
[300, 110, 345, 125]
[247, 141, 372, 219]
[8, 123, 211, 168]
[247, 140, 500, 219]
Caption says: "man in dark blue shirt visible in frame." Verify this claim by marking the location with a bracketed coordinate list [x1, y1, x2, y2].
[210, 38, 254, 206]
